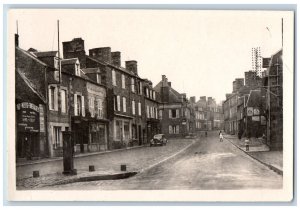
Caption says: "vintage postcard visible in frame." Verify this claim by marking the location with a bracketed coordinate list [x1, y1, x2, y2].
[7, 8, 294, 202]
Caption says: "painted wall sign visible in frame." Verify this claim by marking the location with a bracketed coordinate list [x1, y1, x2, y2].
[16, 102, 40, 132]
[39, 104, 45, 132]
[252, 116, 260, 122]
[253, 108, 260, 115]
[247, 107, 253, 116]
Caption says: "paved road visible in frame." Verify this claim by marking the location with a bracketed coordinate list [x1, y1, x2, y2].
[17, 139, 194, 179]
[42, 132, 282, 190]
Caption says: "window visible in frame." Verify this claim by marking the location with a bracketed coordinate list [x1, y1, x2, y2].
[132, 100, 135, 115]
[60, 89, 67, 113]
[138, 102, 141, 116]
[168, 125, 179, 134]
[75, 63, 80, 76]
[112, 70, 116, 86]
[96, 74, 101, 84]
[74, 94, 85, 116]
[49, 86, 58, 111]
[131, 78, 135, 92]
[139, 82, 143, 95]
[122, 74, 126, 89]
[169, 109, 178, 118]
[89, 97, 95, 117]
[49, 86, 55, 110]
[97, 99, 103, 118]
[146, 106, 149, 118]
[123, 97, 127, 112]
[146, 88, 149, 97]
[153, 91, 156, 100]
[117, 95, 121, 111]
[159, 110, 163, 120]
[53, 126, 61, 149]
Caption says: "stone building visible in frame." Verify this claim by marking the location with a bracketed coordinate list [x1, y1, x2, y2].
[144, 79, 160, 142]
[262, 49, 283, 150]
[63, 38, 149, 149]
[154, 75, 191, 138]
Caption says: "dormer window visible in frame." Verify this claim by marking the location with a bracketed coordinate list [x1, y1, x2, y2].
[75, 63, 80, 76]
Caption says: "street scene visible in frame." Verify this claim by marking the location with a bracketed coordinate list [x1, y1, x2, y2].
[10, 9, 292, 196]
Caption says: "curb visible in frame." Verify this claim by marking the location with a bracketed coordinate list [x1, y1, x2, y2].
[224, 137, 283, 176]
[17, 145, 146, 167]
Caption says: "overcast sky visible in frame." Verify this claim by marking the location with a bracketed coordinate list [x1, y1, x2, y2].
[11, 9, 286, 103]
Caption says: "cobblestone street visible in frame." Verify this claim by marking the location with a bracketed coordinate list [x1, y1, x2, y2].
[41, 132, 282, 190]
[16, 138, 195, 189]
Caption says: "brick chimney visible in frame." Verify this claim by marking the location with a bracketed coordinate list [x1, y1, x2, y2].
[15, 34, 19, 47]
[89, 47, 112, 63]
[190, 96, 196, 103]
[168, 82, 172, 87]
[125, 60, 138, 75]
[111, 51, 121, 67]
[63, 38, 86, 68]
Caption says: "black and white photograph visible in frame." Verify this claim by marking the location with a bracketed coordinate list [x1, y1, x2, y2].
[7, 8, 294, 202]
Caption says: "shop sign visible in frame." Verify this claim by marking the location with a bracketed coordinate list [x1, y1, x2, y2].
[39, 104, 45, 132]
[247, 107, 253, 116]
[253, 108, 260, 115]
[252, 116, 260, 122]
[16, 102, 40, 132]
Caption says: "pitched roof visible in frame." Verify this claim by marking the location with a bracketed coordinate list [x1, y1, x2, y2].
[246, 90, 261, 107]
[16, 68, 46, 103]
[16, 47, 48, 66]
[33, 51, 58, 58]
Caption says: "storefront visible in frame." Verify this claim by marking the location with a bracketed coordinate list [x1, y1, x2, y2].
[16, 102, 42, 160]
[72, 116, 108, 153]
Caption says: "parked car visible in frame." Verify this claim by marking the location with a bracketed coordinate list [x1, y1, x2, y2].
[150, 134, 167, 147]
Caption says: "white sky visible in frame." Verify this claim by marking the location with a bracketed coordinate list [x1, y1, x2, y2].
[10, 9, 286, 103]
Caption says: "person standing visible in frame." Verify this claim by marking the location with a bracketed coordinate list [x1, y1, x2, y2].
[219, 131, 223, 142]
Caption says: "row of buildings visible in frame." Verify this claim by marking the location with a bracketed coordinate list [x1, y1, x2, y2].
[222, 48, 283, 150]
[15, 34, 224, 160]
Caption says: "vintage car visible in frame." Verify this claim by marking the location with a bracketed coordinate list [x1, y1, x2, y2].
[150, 134, 167, 147]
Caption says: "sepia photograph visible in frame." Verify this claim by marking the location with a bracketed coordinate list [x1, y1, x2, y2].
[6, 8, 294, 202]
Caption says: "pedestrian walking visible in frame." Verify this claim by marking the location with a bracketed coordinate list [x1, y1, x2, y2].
[219, 131, 223, 142]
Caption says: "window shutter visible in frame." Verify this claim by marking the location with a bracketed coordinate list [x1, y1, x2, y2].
[54, 87, 58, 111]
[176, 125, 180, 134]
[81, 96, 85, 116]
[169, 125, 172, 134]
[176, 109, 179, 118]
[48, 87, 52, 110]
[74, 94, 78, 116]
[169, 110, 172, 118]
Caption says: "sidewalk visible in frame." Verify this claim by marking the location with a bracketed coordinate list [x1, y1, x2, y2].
[16, 138, 197, 189]
[17, 145, 145, 167]
[223, 134, 283, 175]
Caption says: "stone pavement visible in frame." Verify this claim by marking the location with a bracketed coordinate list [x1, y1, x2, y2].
[16, 138, 196, 189]
[223, 134, 283, 175]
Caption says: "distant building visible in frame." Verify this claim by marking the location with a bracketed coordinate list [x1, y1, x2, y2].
[154, 75, 191, 138]
[245, 71, 262, 89]
[232, 78, 244, 93]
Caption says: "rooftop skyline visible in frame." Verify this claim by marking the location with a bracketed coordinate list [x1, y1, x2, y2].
[11, 9, 285, 103]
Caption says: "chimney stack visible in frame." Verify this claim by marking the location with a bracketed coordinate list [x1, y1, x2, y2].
[168, 82, 171, 87]
[111, 51, 121, 67]
[125, 60, 138, 75]
[190, 96, 196, 103]
[89, 47, 112, 63]
[15, 34, 19, 47]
